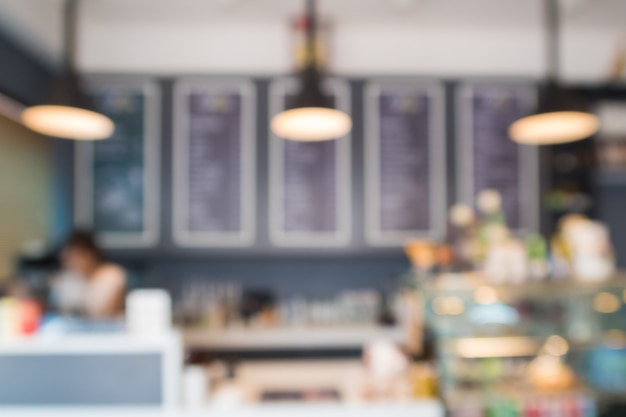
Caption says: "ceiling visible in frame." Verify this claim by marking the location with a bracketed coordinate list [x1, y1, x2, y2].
[80, 0, 626, 27]
[0, 0, 63, 65]
[0, 0, 624, 77]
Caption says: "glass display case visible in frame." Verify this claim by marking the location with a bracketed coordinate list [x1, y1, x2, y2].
[420, 272, 626, 417]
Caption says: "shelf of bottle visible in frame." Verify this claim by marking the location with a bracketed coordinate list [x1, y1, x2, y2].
[435, 334, 609, 360]
[437, 336, 540, 359]
[181, 325, 405, 351]
[419, 271, 626, 299]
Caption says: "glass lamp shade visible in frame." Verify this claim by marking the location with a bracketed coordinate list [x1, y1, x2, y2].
[509, 111, 599, 145]
[22, 70, 114, 140]
[271, 107, 352, 141]
[509, 82, 599, 145]
[271, 65, 352, 142]
[22, 105, 114, 140]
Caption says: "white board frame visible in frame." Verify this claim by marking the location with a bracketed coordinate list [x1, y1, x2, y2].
[456, 82, 539, 232]
[172, 79, 256, 247]
[75, 82, 161, 248]
[364, 81, 446, 246]
[269, 78, 352, 247]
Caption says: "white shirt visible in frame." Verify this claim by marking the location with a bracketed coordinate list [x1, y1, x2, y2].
[53, 263, 126, 319]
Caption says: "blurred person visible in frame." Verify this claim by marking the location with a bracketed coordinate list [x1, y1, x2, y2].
[53, 230, 126, 320]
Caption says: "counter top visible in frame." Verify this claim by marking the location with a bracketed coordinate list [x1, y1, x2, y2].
[183, 325, 405, 350]
[0, 333, 181, 354]
[0, 401, 444, 417]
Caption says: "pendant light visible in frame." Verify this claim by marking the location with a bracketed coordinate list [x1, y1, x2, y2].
[21, 0, 114, 140]
[508, 0, 598, 145]
[271, 0, 352, 142]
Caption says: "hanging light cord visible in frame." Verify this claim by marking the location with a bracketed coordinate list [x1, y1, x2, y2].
[306, 0, 317, 70]
[546, 0, 560, 81]
[64, 0, 79, 70]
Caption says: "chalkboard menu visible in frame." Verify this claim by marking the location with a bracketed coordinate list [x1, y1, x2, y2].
[365, 82, 446, 246]
[75, 83, 160, 248]
[457, 83, 538, 230]
[173, 80, 255, 247]
[269, 79, 351, 247]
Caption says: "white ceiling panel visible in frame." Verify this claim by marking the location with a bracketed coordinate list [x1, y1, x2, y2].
[0, 0, 623, 78]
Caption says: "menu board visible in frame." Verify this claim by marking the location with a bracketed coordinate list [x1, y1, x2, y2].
[75, 83, 160, 248]
[269, 79, 351, 247]
[173, 81, 255, 247]
[365, 83, 446, 246]
[457, 83, 538, 230]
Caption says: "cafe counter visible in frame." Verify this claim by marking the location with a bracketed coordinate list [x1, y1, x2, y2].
[1, 402, 444, 417]
[0, 332, 443, 417]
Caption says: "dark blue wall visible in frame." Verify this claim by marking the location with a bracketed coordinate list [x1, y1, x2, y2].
[108, 78, 414, 296]
[48, 77, 626, 299]
[46, 75, 626, 297]
[0, 28, 53, 105]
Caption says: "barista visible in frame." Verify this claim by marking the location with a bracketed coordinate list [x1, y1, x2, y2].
[53, 230, 126, 319]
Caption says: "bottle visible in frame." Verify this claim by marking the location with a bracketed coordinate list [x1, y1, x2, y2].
[447, 203, 477, 270]
[476, 189, 511, 273]
[183, 366, 208, 409]
[526, 233, 548, 281]
[213, 362, 243, 408]
[0, 298, 19, 340]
